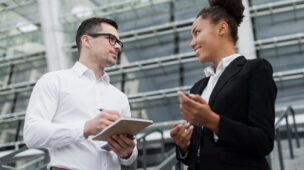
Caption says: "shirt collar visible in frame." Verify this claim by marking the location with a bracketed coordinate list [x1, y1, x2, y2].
[72, 62, 88, 77]
[100, 72, 110, 84]
[72, 62, 110, 84]
[203, 53, 241, 77]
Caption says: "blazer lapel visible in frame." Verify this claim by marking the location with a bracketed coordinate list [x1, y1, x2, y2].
[208, 56, 247, 107]
[190, 77, 210, 95]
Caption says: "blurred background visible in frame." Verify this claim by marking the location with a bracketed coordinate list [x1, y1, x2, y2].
[0, 0, 303, 169]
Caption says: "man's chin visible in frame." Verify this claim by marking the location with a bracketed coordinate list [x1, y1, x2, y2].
[105, 60, 116, 67]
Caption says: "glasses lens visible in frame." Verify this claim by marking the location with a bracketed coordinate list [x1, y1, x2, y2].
[107, 35, 115, 45]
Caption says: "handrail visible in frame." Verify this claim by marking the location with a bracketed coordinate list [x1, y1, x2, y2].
[0, 146, 49, 170]
[250, 0, 304, 17]
[271, 105, 301, 170]
[135, 129, 165, 170]
[155, 148, 184, 170]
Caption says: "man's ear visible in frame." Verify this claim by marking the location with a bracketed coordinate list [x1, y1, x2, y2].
[81, 35, 91, 49]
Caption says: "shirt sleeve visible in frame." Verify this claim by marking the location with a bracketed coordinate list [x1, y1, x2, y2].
[119, 140, 138, 166]
[118, 93, 138, 165]
[23, 73, 86, 149]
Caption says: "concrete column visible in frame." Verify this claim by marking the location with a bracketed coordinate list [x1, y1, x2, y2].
[238, 0, 257, 59]
[38, 0, 70, 71]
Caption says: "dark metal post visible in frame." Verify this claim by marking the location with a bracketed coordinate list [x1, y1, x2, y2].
[161, 132, 165, 161]
[143, 138, 147, 170]
[43, 149, 50, 164]
[132, 159, 137, 170]
[285, 114, 294, 159]
[276, 129, 284, 170]
[289, 106, 300, 148]
[176, 161, 184, 170]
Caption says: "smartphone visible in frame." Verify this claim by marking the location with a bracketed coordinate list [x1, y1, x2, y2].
[124, 134, 135, 140]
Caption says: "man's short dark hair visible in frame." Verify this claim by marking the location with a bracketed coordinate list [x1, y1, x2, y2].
[75, 17, 118, 52]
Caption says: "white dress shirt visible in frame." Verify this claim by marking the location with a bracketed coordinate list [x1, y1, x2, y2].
[24, 62, 138, 170]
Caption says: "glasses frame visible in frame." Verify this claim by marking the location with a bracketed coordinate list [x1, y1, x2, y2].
[87, 33, 123, 49]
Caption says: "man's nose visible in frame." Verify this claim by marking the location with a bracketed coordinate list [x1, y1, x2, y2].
[114, 42, 122, 51]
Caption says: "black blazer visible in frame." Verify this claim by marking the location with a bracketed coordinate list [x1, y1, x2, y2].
[176, 56, 277, 170]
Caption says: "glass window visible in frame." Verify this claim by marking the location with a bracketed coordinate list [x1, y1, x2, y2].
[0, 94, 15, 116]
[123, 34, 175, 62]
[130, 96, 181, 122]
[253, 10, 304, 39]
[124, 64, 180, 95]
[275, 78, 304, 106]
[183, 61, 208, 86]
[10, 58, 47, 84]
[0, 66, 11, 87]
[0, 121, 18, 143]
[174, 0, 207, 21]
[250, 0, 290, 6]
[258, 45, 304, 72]
[14, 91, 32, 113]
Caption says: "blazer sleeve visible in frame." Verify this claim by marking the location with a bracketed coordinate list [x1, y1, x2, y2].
[217, 59, 277, 157]
[176, 144, 193, 166]
[175, 126, 200, 166]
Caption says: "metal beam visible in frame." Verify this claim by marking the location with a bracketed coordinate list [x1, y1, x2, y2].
[88, 0, 100, 6]
[255, 32, 304, 50]
[67, 18, 194, 49]
[250, 0, 304, 17]
[61, 0, 175, 24]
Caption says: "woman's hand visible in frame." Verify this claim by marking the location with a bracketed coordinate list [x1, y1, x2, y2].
[170, 123, 193, 155]
[179, 92, 220, 134]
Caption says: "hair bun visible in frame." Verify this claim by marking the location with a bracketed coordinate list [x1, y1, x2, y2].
[209, 0, 244, 25]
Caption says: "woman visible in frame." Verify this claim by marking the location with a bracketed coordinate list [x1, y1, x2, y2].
[170, 0, 277, 170]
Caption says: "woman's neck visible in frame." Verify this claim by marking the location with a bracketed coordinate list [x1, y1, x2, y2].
[212, 43, 236, 69]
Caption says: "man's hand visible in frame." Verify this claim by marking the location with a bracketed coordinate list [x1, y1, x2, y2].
[170, 123, 193, 155]
[179, 92, 220, 134]
[108, 134, 136, 159]
[84, 110, 120, 138]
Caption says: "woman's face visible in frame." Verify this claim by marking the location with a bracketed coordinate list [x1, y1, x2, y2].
[190, 17, 221, 63]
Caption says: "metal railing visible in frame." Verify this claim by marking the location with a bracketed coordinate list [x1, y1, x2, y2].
[134, 129, 165, 170]
[131, 126, 184, 170]
[270, 105, 301, 170]
[255, 32, 304, 51]
[0, 146, 49, 170]
[154, 148, 183, 170]
[250, 0, 304, 17]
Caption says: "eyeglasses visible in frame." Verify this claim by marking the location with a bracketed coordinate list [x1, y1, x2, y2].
[87, 33, 123, 49]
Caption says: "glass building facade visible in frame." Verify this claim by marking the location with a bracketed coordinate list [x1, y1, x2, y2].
[0, 0, 303, 169]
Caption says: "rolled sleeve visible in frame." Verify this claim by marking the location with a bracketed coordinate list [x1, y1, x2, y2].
[119, 146, 138, 166]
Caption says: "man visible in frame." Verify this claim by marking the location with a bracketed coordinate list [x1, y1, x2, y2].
[23, 17, 138, 170]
